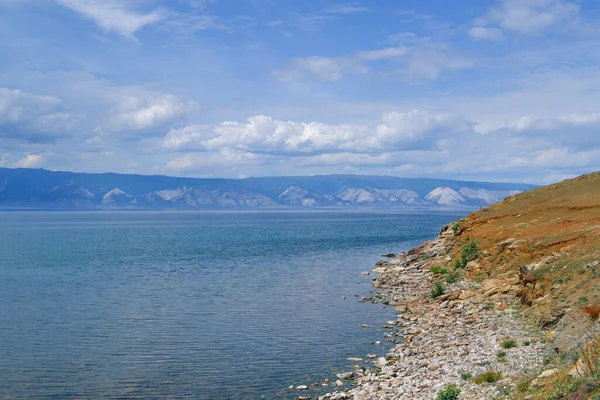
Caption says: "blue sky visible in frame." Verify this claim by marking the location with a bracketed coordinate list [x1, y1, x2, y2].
[1, 0, 600, 183]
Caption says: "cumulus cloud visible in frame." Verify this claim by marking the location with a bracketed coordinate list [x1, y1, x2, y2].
[469, 27, 504, 41]
[0, 87, 78, 142]
[470, 0, 580, 40]
[164, 111, 474, 155]
[13, 153, 46, 168]
[107, 92, 197, 133]
[56, 0, 165, 38]
[160, 109, 600, 180]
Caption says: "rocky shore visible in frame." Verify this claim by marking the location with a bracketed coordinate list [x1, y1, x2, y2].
[316, 224, 552, 400]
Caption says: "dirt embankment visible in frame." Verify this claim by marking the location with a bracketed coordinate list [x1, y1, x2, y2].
[321, 171, 600, 400]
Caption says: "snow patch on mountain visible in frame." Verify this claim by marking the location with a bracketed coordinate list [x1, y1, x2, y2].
[336, 187, 421, 205]
[73, 187, 95, 199]
[156, 187, 188, 201]
[278, 186, 326, 207]
[101, 188, 133, 205]
[425, 187, 465, 206]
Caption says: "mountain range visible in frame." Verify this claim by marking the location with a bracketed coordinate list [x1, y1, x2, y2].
[0, 168, 537, 210]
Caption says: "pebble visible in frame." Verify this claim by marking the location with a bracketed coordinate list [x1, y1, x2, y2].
[318, 226, 547, 400]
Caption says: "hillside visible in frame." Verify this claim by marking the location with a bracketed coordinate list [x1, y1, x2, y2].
[457, 171, 600, 324]
[0, 168, 536, 210]
[447, 171, 600, 398]
[323, 171, 600, 400]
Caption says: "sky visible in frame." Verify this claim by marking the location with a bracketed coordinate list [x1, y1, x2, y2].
[1, 0, 600, 183]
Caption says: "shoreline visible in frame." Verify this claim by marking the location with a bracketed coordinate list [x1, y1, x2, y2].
[318, 224, 549, 399]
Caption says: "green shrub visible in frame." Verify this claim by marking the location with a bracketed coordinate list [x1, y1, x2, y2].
[523, 340, 531, 346]
[454, 239, 480, 269]
[430, 265, 449, 275]
[430, 280, 446, 298]
[516, 378, 533, 393]
[451, 220, 462, 235]
[460, 371, 472, 381]
[436, 384, 461, 400]
[473, 371, 502, 384]
[497, 351, 507, 361]
[445, 269, 461, 284]
[501, 339, 517, 349]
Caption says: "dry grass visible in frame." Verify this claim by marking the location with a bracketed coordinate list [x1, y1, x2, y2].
[453, 171, 600, 322]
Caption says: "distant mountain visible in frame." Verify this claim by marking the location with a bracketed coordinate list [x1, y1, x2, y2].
[0, 168, 537, 210]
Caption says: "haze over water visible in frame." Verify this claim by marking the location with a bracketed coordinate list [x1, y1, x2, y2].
[0, 211, 459, 399]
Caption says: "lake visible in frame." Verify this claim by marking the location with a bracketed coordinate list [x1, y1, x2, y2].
[0, 211, 460, 399]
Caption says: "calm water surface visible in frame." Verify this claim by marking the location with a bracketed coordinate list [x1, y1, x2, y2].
[0, 211, 459, 399]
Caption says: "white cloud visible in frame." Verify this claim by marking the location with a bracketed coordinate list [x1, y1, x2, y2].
[0, 87, 78, 141]
[164, 110, 475, 154]
[165, 149, 265, 172]
[322, 4, 370, 14]
[0, 88, 60, 123]
[273, 56, 363, 82]
[107, 92, 197, 132]
[471, 0, 579, 39]
[160, 109, 600, 180]
[469, 26, 504, 41]
[55, 0, 165, 38]
[358, 47, 408, 61]
[14, 153, 46, 168]
[274, 39, 472, 83]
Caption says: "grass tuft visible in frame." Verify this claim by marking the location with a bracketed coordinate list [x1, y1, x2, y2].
[436, 384, 461, 400]
[430, 280, 446, 299]
[473, 371, 502, 384]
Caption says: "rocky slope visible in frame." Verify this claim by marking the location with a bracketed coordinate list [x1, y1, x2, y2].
[314, 171, 600, 399]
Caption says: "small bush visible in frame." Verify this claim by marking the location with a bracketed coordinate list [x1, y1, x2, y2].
[473, 371, 502, 384]
[517, 378, 532, 393]
[431, 280, 446, 299]
[502, 339, 518, 349]
[460, 371, 472, 381]
[454, 239, 480, 269]
[497, 351, 507, 361]
[523, 340, 531, 346]
[430, 266, 449, 275]
[451, 220, 462, 235]
[584, 303, 600, 320]
[445, 270, 461, 284]
[436, 384, 461, 400]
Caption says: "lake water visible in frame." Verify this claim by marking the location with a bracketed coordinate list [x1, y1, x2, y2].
[0, 211, 459, 399]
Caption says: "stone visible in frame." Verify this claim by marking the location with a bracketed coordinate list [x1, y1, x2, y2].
[297, 385, 308, 390]
[459, 290, 477, 300]
[538, 368, 560, 379]
[336, 372, 354, 380]
[361, 271, 370, 275]
[374, 357, 387, 368]
[335, 380, 343, 387]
